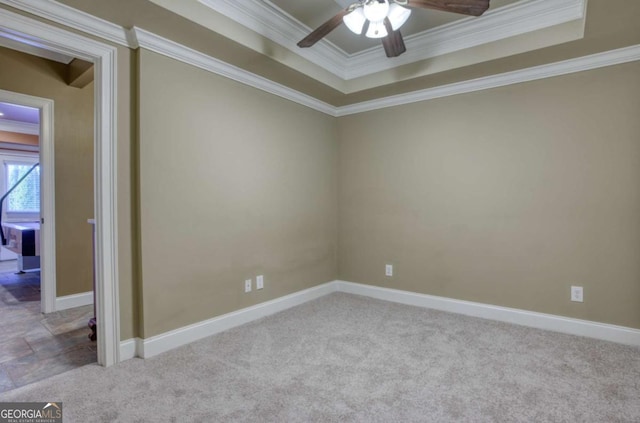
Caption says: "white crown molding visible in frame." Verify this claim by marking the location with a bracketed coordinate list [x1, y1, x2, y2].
[1, 0, 637, 120]
[131, 27, 337, 116]
[0, 0, 130, 47]
[199, 0, 347, 79]
[336, 44, 640, 116]
[0, 119, 39, 135]
[346, 0, 586, 79]
[118, 279, 640, 361]
[123, 29, 640, 119]
[0, 35, 73, 63]
[199, 0, 586, 80]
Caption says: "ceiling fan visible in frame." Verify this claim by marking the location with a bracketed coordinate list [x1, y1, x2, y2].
[297, 0, 490, 58]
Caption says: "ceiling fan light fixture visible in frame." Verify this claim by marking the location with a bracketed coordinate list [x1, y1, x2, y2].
[343, 7, 366, 35]
[297, 0, 491, 57]
[365, 21, 388, 38]
[387, 3, 411, 31]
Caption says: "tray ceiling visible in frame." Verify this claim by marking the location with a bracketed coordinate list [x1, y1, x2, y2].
[0, 0, 592, 100]
[150, 0, 587, 85]
[268, 0, 519, 54]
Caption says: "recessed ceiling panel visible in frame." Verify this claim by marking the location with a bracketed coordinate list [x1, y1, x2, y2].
[269, 0, 520, 54]
[151, 0, 588, 89]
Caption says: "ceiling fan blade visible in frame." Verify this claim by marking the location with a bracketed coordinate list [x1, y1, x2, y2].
[381, 17, 406, 58]
[297, 8, 352, 48]
[405, 0, 490, 16]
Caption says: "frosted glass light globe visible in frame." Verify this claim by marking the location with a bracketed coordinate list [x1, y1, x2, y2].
[343, 8, 367, 34]
[363, 0, 389, 23]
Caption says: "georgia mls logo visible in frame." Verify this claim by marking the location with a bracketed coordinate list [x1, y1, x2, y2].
[43, 403, 61, 413]
[0, 402, 63, 423]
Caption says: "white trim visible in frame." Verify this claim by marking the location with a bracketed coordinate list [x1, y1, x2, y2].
[0, 142, 38, 152]
[0, 36, 73, 64]
[0, 0, 586, 81]
[336, 44, 640, 116]
[199, 0, 346, 79]
[0, 119, 39, 135]
[1, 0, 637, 120]
[40, 97, 55, 314]
[119, 338, 141, 361]
[345, 0, 585, 79]
[198, 0, 585, 80]
[0, 0, 130, 47]
[118, 280, 640, 362]
[0, 90, 56, 315]
[93, 37, 120, 368]
[335, 281, 640, 347]
[138, 282, 336, 358]
[131, 27, 336, 116]
[130, 32, 640, 119]
[0, 7, 120, 367]
[55, 291, 93, 311]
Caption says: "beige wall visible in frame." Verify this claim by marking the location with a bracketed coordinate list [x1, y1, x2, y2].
[0, 47, 94, 297]
[338, 62, 640, 329]
[2, 1, 639, 344]
[137, 49, 338, 337]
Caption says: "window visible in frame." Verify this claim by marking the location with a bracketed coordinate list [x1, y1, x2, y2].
[5, 162, 40, 213]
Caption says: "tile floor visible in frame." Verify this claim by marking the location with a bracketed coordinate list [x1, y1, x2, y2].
[0, 268, 96, 393]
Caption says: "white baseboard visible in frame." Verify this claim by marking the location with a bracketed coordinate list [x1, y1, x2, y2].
[120, 338, 144, 361]
[118, 279, 640, 362]
[119, 338, 138, 361]
[55, 291, 93, 311]
[138, 282, 336, 358]
[335, 280, 640, 347]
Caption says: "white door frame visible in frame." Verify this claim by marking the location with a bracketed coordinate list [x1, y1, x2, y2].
[0, 9, 120, 366]
[0, 90, 55, 314]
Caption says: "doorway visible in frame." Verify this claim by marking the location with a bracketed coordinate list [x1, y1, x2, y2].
[0, 94, 55, 316]
[0, 7, 120, 366]
[0, 98, 96, 392]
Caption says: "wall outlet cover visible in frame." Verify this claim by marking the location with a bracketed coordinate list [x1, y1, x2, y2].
[385, 264, 393, 277]
[571, 286, 583, 302]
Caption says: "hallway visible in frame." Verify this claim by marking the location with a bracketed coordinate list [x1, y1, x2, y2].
[0, 270, 95, 392]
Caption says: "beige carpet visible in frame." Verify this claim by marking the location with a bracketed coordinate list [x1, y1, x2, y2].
[1, 292, 639, 422]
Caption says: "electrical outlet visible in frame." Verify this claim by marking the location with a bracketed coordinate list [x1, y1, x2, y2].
[256, 275, 264, 290]
[244, 279, 252, 293]
[571, 286, 583, 302]
[385, 264, 393, 277]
